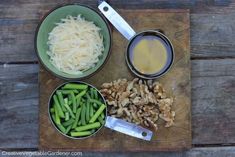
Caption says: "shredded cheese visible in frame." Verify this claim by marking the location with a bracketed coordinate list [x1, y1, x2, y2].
[47, 15, 104, 74]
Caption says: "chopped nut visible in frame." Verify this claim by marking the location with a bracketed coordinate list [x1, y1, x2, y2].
[144, 120, 149, 127]
[100, 78, 175, 131]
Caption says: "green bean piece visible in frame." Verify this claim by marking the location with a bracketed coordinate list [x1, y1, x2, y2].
[93, 103, 98, 108]
[65, 125, 72, 134]
[53, 95, 65, 118]
[65, 112, 69, 121]
[85, 93, 91, 100]
[93, 89, 98, 100]
[90, 89, 94, 99]
[68, 100, 72, 106]
[64, 103, 75, 119]
[64, 98, 68, 104]
[62, 118, 75, 127]
[70, 92, 76, 114]
[78, 120, 82, 126]
[55, 108, 61, 124]
[70, 131, 92, 137]
[90, 99, 103, 106]
[73, 90, 79, 94]
[65, 98, 73, 108]
[101, 112, 105, 119]
[90, 104, 94, 118]
[58, 90, 78, 94]
[50, 107, 55, 113]
[57, 124, 66, 134]
[81, 98, 86, 103]
[75, 122, 101, 132]
[98, 116, 104, 125]
[63, 83, 88, 90]
[56, 91, 66, 112]
[81, 103, 86, 126]
[75, 90, 87, 100]
[86, 101, 91, 123]
[68, 94, 72, 105]
[91, 129, 96, 133]
[54, 102, 61, 125]
[89, 104, 106, 123]
[51, 114, 56, 123]
[76, 97, 81, 108]
[72, 108, 82, 129]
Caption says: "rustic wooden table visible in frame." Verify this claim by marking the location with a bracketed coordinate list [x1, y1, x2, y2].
[0, 0, 235, 156]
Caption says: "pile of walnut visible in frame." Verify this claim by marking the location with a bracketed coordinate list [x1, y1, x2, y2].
[100, 78, 175, 131]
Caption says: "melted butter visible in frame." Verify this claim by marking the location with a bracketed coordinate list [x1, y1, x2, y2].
[132, 38, 168, 74]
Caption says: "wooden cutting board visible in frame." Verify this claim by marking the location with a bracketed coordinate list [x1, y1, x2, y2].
[39, 9, 191, 151]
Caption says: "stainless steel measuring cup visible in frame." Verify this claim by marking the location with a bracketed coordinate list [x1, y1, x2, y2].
[98, 1, 174, 79]
[48, 81, 153, 141]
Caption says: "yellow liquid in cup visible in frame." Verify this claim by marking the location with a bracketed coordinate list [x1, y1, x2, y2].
[132, 38, 168, 74]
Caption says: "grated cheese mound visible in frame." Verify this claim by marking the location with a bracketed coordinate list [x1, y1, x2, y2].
[47, 15, 104, 74]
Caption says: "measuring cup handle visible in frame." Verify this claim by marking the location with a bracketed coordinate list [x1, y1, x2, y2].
[104, 116, 153, 141]
[98, 1, 136, 40]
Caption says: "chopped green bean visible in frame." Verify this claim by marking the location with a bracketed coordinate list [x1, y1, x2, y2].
[64, 98, 68, 104]
[86, 101, 90, 123]
[70, 131, 92, 137]
[73, 90, 79, 94]
[90, 105, 94, 118]
[98, 116, 104, 125]
[56, 91, 66, 112]
[63, 83, 88, 90]
[93, 90, 98, 100]
[64, 103, 75, 119]
[91, 129, 96, 133]
[85, 93, 91, 100]
[65, 99, 73, 108]
[101, 112, 105, 119]
[78, 120, 82, 126]
[53, 95, 65, 118]
[90, 89, 94, 99]
[81, 103, 86, 126]
[81, 98, 86, 103]
[54, 102, 61, 125]
[62, 118, 74, 127]
[58, 90, 78, 94]
[50, 83, 106, 137]
[70, 92, 76, 113]
[72, 108, 82, 129]
[89, 104, 106, 123]
[75, 90, 87, 100]
[68, 94, 72, 105]
[50, 107, 55, 113]
[93, 103, 98, 108]
[75, 122, 101, 132]
[90, 99, 103, 106]
[76, 97, 81, 108]
[65, 112, 69, 121]
[51, 114, 56, 123]
[65, 125, 72, 134]
[57, 124, 66, 134]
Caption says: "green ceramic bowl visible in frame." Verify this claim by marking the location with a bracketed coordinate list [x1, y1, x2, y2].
[35, 4, 112, 80]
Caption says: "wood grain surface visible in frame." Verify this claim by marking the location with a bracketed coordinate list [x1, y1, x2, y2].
[1, 58, 235, 149]
[0, 1, 235, 62]
[38, 9, 191, 151]
[0, 0, 235, 156]
[1, 147, 235, 157]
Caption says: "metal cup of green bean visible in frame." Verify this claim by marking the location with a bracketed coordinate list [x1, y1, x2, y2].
[48, 81, 107, 139]
[49, 81, 153, 140]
